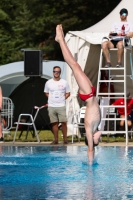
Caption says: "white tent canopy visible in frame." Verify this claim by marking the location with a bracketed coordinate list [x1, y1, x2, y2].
[65, 0, 133, 136]
[66, 0, 133, 44]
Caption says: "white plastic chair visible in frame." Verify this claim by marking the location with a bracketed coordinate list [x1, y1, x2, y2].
[13, 104, 48, 143]
[72, 106, 86, 143]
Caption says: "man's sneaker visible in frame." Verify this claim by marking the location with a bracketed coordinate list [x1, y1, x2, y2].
[104, 62, 112, 68]
[116, 62, 122, 68]
[0, 137, 4, 142]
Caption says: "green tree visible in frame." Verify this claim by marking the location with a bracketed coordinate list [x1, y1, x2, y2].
[0, 1, 23, 64]
[0, 0, 121, 65]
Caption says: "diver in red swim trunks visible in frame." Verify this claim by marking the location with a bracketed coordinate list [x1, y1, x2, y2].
[79, 86, 96, 101]
[55, 24, 101, 164]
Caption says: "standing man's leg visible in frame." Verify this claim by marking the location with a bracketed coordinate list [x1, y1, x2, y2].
[48, 107, 59, 144]
[58, 106, 69, 144]
[62, 122, 68, 143]
[51, 122, 59, 144]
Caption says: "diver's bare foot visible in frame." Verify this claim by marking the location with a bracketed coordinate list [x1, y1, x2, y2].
[60, 24, 64, 38]
[55, 24, 64, 42]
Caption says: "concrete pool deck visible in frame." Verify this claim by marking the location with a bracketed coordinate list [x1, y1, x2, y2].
[0, 141, 133, 146]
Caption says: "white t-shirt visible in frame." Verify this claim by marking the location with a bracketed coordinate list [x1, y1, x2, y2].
[111, 21, 133, 34]
[44, 78, 70, 107]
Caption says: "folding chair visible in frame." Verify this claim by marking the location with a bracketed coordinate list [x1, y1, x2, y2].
[13, 104, 48, 143]
[72, 106, 86, 143]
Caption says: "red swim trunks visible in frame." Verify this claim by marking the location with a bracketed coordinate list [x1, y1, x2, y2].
[78, 86, 96, 101]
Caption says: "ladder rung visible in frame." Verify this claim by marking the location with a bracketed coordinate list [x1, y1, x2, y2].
[111, 75, 132, 77]
[99, 68, 124, 70]
[100, 105, 126, 107]
[97, 93, 124, 95]
[99, 80, 124, 82]
[101, 118, 126, 120]
[109, 48, 118, 51]
[111, 75, 124, 77]
[98, 97, 129, 99]
[101, 131, 127, 134]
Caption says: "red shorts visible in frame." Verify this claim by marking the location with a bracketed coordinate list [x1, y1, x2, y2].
[78, 86, 96, 101]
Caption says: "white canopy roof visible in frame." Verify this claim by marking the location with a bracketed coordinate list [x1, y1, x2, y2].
[66, 0, 133, 44]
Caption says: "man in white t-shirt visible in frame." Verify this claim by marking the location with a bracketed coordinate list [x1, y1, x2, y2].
[102, 8, 133, 68]
[44, 66, 70, 144]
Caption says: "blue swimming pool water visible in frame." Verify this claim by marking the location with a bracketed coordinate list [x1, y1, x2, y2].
[0, 146, 133, 200]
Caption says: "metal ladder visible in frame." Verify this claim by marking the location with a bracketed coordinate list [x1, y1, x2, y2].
[96, 38, 133, 145]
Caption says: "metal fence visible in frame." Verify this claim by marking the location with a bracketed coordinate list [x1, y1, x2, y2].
[1, 97, 14, 135]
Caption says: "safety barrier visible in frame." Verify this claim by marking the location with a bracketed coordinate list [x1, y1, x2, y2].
[1, 97, 14, 136]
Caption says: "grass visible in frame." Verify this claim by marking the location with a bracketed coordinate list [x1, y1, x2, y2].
[3, 129, 133, 143]
[4, 129, 82, 143]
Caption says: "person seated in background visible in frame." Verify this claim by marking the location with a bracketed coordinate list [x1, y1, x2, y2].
[0, 86, 3, 142]
[102, 8, 133, 68]
[112, 92, 133, 130]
